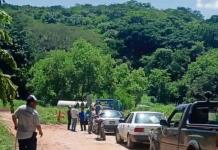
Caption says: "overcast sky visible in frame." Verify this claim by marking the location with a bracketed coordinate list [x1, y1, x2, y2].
[6, 0, 218, 18]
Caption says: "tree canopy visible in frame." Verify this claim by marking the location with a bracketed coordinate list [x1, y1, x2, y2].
[0, 1, 218, 107]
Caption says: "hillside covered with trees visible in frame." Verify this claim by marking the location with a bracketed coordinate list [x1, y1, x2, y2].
[0, 0, 218, 108]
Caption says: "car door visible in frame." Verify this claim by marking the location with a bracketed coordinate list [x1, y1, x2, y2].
[123, 113, 134, 140]
[118, 113, 130, 138]
[159, 110, 185, 150]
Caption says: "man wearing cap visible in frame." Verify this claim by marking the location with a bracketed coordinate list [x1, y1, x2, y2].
[12, 95, 43, 150]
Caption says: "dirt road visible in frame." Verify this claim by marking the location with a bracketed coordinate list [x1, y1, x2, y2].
[0, 111, 146, 150]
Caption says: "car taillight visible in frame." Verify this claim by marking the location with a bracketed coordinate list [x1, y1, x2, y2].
[134, 127, 144, 132]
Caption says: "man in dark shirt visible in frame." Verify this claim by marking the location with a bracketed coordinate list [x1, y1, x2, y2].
[67, 106, 72, 130]
[79, 108, 86, 131]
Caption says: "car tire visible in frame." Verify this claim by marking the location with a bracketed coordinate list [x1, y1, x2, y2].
[115, 130, 123, 144]
[187, 146, 197, 150]
[127, 134, 134, 149]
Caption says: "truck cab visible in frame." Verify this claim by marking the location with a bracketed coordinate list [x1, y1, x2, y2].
[96, 99, 123, 111]
[150, 101, 218, 150]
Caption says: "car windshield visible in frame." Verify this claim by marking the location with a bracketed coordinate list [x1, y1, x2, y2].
[135, 113, 164, 124]
[100, 110, 122, 118]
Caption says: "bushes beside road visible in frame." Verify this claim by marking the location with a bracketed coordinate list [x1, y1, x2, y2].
[0, 121, 14, 150]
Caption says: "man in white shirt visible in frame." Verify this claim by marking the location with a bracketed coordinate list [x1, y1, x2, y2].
[12, 95, 43, 150]
[71, 105, 79, 131]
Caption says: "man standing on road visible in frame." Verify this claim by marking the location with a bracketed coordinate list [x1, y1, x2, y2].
[79, 108, 87, 131]
[12, 95, 43, 150]
[67, 106, 72, 130]
[87, 106, 95, 134]
[71, 105, 79, 132]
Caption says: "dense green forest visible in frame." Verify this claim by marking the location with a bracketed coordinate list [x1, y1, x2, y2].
[0, 0, 218, 108]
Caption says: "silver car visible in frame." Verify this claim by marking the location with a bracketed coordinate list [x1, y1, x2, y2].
[93, 110, 123, 133]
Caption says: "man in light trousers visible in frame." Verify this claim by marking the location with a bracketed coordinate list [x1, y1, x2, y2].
[71, 105, 79, 131]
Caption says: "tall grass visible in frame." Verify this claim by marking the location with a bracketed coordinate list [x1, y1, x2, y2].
[0, 121, 14, 150]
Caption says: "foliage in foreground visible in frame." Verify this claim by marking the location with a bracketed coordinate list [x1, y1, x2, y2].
[0, 121, 14, 150]
[0, 10, 17, 108]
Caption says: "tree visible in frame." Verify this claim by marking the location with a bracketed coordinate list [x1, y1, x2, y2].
[0, 11, 18, 109]
[183, 49, 218, 101]
[0, 10, 11, 44]
[142, 48, 173, 72]
[201, 24, 218, 48]
[29, 39, 115, 105]
[147, 69, 171, 103]
[113, 64, 147, 108]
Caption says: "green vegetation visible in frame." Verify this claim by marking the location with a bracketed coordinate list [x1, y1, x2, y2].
[182, 49, 218, 101]
[133, 103, 175, 117]
[26, 21, 106, 52]
[0, 10, 17, 110]
[0, 1, 218, 111]
[0, 121, 14, 150]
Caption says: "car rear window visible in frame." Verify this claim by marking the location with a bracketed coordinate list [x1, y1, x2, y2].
[135, 113, 163, 124]
[100, 110, 122, 118]
[189, 106, 218, 125]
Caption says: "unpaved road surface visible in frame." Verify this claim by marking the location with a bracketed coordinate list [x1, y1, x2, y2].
[0, 111, 146, 150]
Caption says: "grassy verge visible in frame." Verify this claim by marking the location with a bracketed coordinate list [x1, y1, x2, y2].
[128, 102, 175, 117]
[0, 121, 14, 150]
[0, 100, 68, 124]
[147, 102, 175, 117]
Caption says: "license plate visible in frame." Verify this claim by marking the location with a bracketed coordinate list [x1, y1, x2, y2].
[109, 121, 115, 125]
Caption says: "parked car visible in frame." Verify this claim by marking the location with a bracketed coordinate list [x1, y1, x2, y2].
[149, 100, 218, 150]
[115, 111, 165, 148]
[92, 109, 124, 133]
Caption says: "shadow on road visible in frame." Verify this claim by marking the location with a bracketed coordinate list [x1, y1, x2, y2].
[118, 142, 149, 150]
[105, 133, 149, 150]
[91, 132, 149, 150]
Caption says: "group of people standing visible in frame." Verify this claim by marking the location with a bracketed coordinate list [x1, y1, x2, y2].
[67, 102, 102, 132]
[67, 106, 88, 131]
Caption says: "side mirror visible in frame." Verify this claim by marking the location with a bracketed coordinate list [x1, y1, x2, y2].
[160, 119, 169, 127]
[119, 118, 125, 123]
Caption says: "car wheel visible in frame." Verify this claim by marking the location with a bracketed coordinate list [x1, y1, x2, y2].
[115, 130, 123, 144]
[127, 134, 134, 149]
[187, 146, 197, 150]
